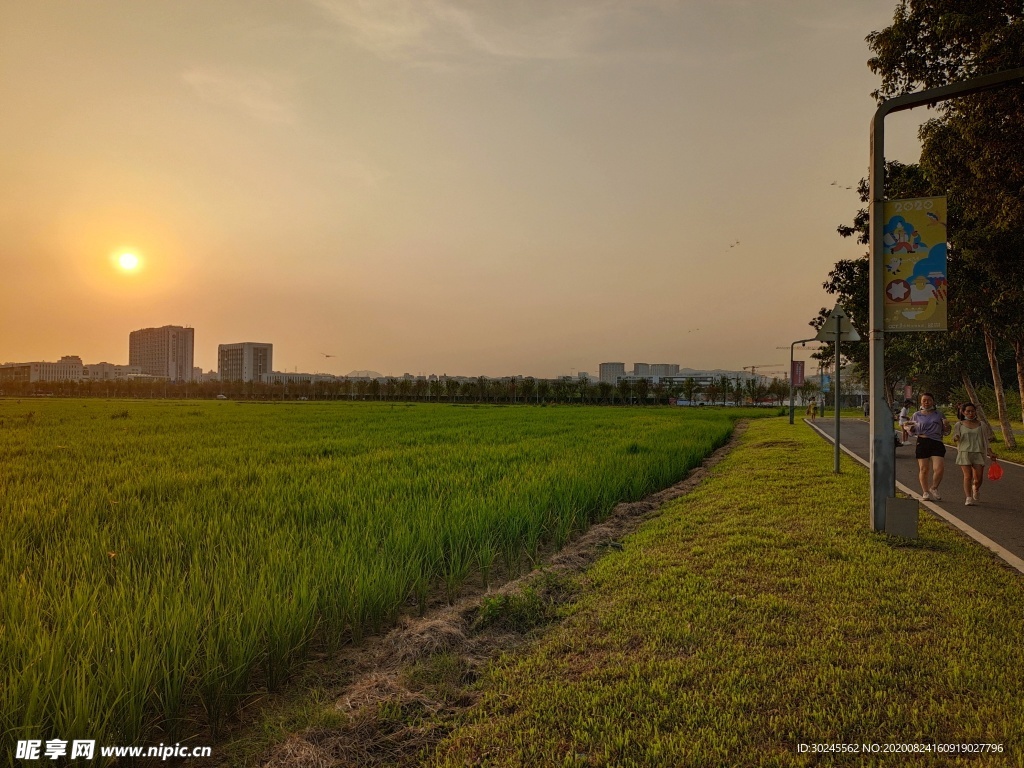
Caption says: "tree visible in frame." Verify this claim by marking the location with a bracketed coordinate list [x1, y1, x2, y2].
[717, 375, 733, 406]
[520, 377, 537, 403]
[767, 377, 789, 406]
[730, 379, 745, 406]
[537, 379, 552, 403]
[616, 379, 632, 405]
[444, 378, 461, 402]
[634, 378, 650, 405]
[867, 0, 1024, 444]
[679, 377, 701, 405]
[704, 379, 722, 406]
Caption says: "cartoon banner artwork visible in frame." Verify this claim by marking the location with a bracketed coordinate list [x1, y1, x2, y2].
[882, 196, 947, 332]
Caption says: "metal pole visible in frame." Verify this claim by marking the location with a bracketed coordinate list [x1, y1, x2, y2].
[789, 342, 796, 424]
[869, 67, 1024, 531]
[834, 318, 842, 473]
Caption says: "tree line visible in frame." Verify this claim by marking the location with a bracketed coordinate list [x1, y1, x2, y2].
[0, 374, 807, 407]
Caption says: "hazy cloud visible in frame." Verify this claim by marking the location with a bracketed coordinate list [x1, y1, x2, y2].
[308, 0, 624, 64]
[182, 69, 298, 124]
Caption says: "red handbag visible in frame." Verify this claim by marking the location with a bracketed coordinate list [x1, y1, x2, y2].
[988, 459, 1003, 481]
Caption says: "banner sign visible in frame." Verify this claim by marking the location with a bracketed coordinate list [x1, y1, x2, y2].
[791, 361, 805, 388]
[882, 196, 947, 332]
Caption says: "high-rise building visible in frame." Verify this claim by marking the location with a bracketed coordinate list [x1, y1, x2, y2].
[599, 362, 626, 384]
[129, 326, 195, 382]
[218, 342, 273, 383]
[633, 363, 651, 377]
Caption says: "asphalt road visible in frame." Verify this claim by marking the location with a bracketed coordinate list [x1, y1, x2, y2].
[808, 417, 1024, 569]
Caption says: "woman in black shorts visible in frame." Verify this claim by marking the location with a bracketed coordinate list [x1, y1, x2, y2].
[906, 392, 951, 501]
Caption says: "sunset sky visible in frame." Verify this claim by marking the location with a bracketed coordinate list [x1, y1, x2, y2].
[1, 1, 930, 378]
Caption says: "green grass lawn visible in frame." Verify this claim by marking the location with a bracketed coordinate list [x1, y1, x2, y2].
[417, 417, 1024, 767]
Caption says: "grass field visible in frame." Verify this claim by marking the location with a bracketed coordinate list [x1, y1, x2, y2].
[0, 398, 757, 751]
[412, 417, 1024, 767]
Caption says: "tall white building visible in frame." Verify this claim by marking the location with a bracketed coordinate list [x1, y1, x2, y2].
[218, 342, 273, 383]
[129, 326, 195, 382]
[599, 362, 626, 384]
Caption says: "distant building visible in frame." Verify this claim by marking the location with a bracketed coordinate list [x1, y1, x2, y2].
[659, 374, 718, 389]
[0, 356, 84, 382]
[599, 362, 626, 384]
[651, 363, 680, 377]
[129, 326, 195, 382]
[633, 363, 651, 377]
[260, 372, 337, 385]
[82, 362, 142, 380]
[217, 342, 273, 383]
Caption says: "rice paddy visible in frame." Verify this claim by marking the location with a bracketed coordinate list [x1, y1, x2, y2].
[0, 398, 750, 749]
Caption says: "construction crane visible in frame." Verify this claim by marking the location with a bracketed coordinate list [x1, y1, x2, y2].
[743, 364, 784, 378]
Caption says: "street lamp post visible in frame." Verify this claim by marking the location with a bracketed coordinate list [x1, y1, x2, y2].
[869, 66, 1024, 531]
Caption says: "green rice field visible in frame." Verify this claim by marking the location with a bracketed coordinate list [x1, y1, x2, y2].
[0, 398, 753, 749]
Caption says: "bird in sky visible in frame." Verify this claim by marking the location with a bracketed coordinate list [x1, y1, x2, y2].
[320, 353, 336, 358]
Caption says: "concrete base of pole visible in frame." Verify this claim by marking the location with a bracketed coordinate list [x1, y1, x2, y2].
[884, 497, 919, 539]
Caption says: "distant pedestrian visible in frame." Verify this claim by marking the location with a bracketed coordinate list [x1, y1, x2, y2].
[952, 403, 996, 506]
[809, 399, 818, 421]
[897, 398, 914, 446]
[907, 392, 950, 501]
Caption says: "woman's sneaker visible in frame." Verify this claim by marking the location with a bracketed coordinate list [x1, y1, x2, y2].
[965, 497, 976, 506]
[972, 484, 980, 501]
[929, 487, 942, 501]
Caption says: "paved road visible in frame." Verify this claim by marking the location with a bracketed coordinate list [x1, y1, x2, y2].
[808, 418, 1024, 569]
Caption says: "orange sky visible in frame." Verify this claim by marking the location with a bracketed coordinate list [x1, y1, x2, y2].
[0, 1, 928, 377]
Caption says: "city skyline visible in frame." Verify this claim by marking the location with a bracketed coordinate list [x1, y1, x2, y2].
[2, 337, 788, 383]
[1, 2, 929, 377]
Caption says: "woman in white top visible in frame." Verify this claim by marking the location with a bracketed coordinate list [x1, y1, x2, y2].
[951, 403, 996, 506]
[897, 399, 914, 445]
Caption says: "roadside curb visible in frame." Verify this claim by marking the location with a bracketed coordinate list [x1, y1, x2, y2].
[804, 418, 1024, 575]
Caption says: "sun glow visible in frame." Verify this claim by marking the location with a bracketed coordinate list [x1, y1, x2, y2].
[117, 252, 141, 271]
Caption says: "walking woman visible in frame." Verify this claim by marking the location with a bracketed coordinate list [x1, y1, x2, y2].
[906, 392, 950, 501]
[952, 403, 996, 506]
[898, 398, 914, 445]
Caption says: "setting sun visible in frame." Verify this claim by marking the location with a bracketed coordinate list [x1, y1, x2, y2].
[117, 252, 140, 271]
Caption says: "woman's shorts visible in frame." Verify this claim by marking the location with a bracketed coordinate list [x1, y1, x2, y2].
[915, 438, 947, 459]
[956, 451, 986, 466]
